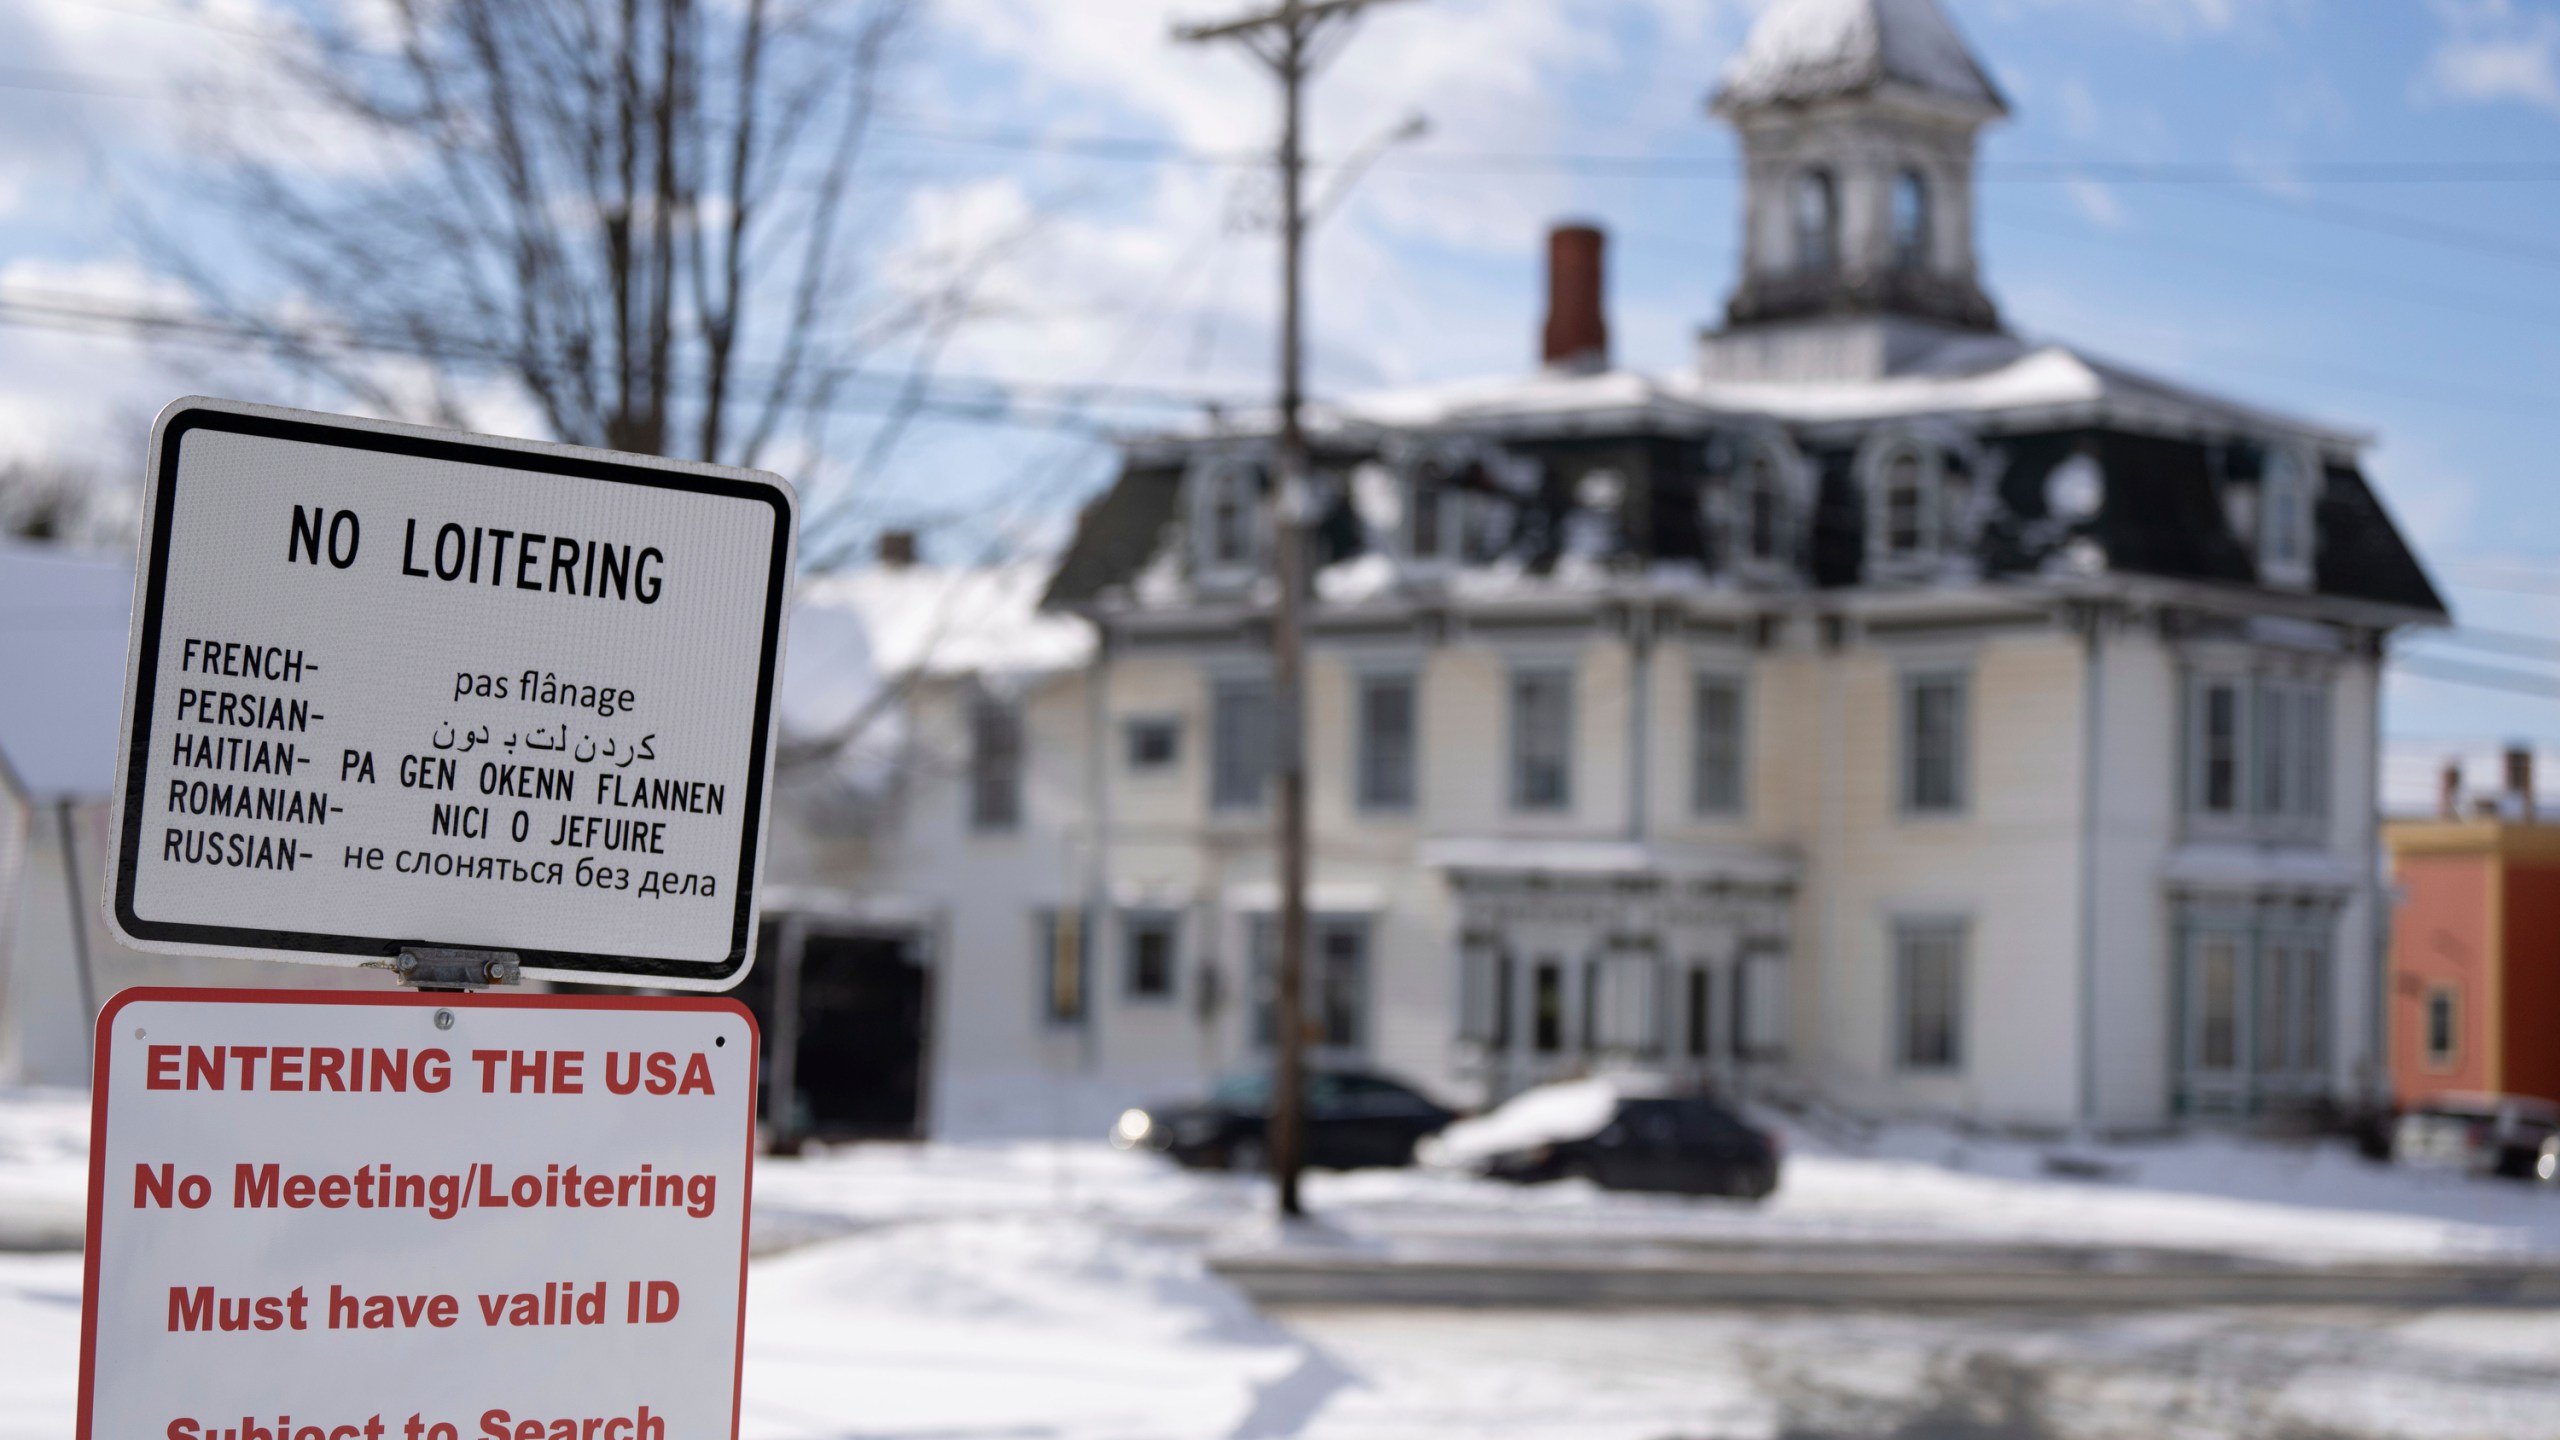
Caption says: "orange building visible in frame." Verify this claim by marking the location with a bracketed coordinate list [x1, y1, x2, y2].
[2386, 753, 2560, 1108]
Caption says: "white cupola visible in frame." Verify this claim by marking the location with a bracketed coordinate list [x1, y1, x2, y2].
[1709, 0, 2006, 343]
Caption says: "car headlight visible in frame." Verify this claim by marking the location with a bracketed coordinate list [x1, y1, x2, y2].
[1111, 1108, 1154, 1149]
[2540, 1149, 2557, 1183]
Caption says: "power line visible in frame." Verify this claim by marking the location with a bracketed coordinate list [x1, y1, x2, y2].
[0, 289, 1256, 416]
[2394, 654, 2560, 700]
[2409, 627, 2560, 663]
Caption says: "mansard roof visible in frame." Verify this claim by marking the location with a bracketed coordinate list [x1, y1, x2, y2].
[1044, 343, 2446, 623]
[1713, 0, 2007, 119]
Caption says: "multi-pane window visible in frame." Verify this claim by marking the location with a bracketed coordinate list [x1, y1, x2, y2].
[1124, 912, 1177, 1000]
[1895, 920, 1965, 1071]
[969, 694, 1023, 832]
[1357, 674, 1418, 812]
[1249, 916, 1368, 1052]
[2178, 908, 2335, 1114]
[2185, 668, 2330, 839]
[1693, 674, 1746, 816]
[1211, 677, 1274, 812]
[1510, 667, 1573, 811]
[1900, 672, 1968, 815]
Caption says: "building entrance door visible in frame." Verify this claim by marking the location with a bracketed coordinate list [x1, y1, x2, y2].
[738, 921, 930, 1141]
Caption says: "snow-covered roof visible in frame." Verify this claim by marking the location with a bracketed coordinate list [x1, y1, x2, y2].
[1714, 0, 2006, 117]
[798, 561, 1093, 678]
[0, 540, 134, 800]
[1327, 341, 2365, 450]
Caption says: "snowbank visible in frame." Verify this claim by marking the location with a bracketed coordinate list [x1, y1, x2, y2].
[1417, 1075, 1670, 1169]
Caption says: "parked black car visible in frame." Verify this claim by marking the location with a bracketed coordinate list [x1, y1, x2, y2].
[1469, 1089, 1781, 1198]
[1110, 1068, 1456, 1171]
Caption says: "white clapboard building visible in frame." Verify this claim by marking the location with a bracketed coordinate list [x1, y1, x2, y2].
[761, 0, 2448, 1141]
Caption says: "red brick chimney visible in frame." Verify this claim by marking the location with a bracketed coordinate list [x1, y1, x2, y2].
[878, 529, 918, 568]
[1541, 223, 1609, 373]
[2506, 744, 2537, 822]
[2440, 760, 2463, 820]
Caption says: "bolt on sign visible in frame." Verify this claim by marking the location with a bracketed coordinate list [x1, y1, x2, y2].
[103, 398, 796, 988]
[79, 990, 758, 1440]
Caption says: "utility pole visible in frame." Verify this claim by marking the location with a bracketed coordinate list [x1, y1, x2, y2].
[1175, 0, 1410, 1218]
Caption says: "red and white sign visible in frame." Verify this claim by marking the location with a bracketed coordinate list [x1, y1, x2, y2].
[78, 989, 758, 1440]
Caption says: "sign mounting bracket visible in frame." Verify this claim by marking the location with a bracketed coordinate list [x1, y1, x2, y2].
[375, 945, 523, 991]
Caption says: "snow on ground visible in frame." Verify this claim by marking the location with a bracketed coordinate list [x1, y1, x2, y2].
[11, 1086, 2560, 1436]
[749, 1123, 2560, 1266]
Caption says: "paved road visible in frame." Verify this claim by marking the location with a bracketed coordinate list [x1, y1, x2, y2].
[1270, 1303, 2560, 1439]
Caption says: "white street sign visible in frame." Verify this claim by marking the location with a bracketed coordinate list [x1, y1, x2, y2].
[105, 399, 795, 988]
[80, 989, 759, 1440]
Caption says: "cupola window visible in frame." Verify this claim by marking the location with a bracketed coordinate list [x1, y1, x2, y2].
[1793, 169, 1838, 276]
[1891, 169, 1931, 272]
[1744, 454, 1786, 561]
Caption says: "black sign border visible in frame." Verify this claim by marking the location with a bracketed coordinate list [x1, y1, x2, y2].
[112, 403, 792, 984]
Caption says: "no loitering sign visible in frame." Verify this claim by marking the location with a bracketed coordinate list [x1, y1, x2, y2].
[105, 398, 795, 988]
[80, 989, 759, 1440]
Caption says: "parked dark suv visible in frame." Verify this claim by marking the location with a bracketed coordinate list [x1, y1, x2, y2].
[1110, 1068, 1456, 1171]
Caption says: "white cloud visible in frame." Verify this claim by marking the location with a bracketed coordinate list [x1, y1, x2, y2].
[2418, 0, 2560, 112]
[2064, 176, 2125, 227]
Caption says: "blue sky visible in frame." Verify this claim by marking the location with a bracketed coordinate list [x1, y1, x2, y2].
[4, 0, 2559, 774]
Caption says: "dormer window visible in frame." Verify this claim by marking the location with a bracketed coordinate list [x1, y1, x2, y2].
[1891, 169, 1931, 272]
[1793, 169, 1838, 276]
[1189, 455, 1265, 578]
[1706, 433, 1805, 578]
[1411, 461, 1448, 560]
[1862, 432, 1982, 576]
[1744, 455, 1786, 560]
[2260, 447, 2315, 587]
[1391, 440, 1535, 567]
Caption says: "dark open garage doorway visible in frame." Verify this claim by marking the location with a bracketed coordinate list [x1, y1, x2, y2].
[737, 913, 931, 1143]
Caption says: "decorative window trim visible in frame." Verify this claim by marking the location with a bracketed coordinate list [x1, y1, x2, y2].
[1184, 446, 1268, 587]
[1382, 436, 1538, 569]
[1705, 427, 1812, 586]
[2257, 442, 2319, 590]
[2178, 651, 2334, 847]
[1857, 425, 1986, 581]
